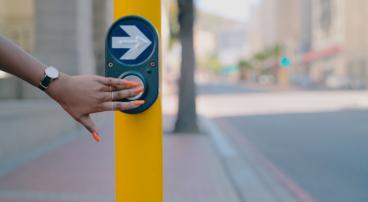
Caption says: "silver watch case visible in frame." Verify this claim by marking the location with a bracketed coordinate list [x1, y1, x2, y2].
[45, 66, 59, 79]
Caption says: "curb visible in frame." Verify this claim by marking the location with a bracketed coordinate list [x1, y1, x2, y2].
[199, 115, 302, 202]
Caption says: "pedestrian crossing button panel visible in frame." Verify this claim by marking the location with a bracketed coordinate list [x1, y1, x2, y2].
[105, 15, 160, 114]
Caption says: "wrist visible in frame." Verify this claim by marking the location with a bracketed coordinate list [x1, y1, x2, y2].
[45, 73, 71, 101]
[38, 66, 60, 91]
[35, 64, 48, 87]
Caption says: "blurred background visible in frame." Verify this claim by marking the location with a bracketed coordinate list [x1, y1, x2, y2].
[1, 0, 368, 202]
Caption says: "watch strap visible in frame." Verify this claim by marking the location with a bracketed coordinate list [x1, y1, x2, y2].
[38, 76, 52, 91]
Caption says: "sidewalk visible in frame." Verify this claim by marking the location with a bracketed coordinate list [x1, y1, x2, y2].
[0, 113, 241, 202]
[0, 84, 309, 202]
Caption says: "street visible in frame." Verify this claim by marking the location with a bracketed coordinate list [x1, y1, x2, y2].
[1, 82, 368, 202]
[1, 0, 368, 201]
[197, 82, 368, 202]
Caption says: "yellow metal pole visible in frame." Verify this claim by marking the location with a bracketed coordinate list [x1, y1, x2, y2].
[114, 1, 162, 202]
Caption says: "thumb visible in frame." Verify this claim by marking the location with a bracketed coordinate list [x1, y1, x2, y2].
[79, 115, 100, 143]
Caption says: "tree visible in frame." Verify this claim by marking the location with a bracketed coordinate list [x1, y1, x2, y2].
[238, 60, 253, 80]
[198, 53, 222, 72]
[174, 0, 199, 133]
[238, 60, 253, 70]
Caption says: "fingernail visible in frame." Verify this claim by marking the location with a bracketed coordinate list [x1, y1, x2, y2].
[131, 82, 140, 87]
[134, 100, 145, 106]
[134, 87, 144, 93]
[123, 80, 132, 85]
[92, 132, 100, 143]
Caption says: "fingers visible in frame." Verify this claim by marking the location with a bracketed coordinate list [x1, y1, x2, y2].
[99, 79, 141, 92]
[102, 87, 144, 102]
[100, 82, 140, 92]
[78, 115, 100, 143]
[100, 84, 130, 92]
[114, 82, 141, 90]
[100, 100, 145, 112]
[98, 77, 132, 86]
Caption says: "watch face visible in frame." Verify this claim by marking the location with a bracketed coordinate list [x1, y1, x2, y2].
[45, 66, 59, 79]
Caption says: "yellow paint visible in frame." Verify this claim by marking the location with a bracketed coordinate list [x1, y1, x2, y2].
[114, 1, 162, 201]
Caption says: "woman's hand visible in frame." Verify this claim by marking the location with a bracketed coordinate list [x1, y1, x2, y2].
[0, 35, 141, 143]
[45, 73, 144, 142]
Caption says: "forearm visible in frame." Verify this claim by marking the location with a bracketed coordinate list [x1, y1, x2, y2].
[0, 34, 46, 87]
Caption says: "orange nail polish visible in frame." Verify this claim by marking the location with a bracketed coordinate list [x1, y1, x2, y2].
[92, 132, 100, 143]
[123, 80, 132, 85]
[131, 82, 140, 87]
[134, 87, 144, 93]
[134, 100, 145, 106]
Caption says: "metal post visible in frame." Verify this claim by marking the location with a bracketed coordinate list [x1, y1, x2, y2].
[114, 1, 162, 201]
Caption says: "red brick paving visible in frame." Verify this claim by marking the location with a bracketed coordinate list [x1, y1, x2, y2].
[1, 200, 51, 202]
[164, 134, 215, 198]
[0, 124, 115, 195]
[0, 115, 240, 202]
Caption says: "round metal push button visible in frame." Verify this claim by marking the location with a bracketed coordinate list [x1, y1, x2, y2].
[122, 75, 144, 100]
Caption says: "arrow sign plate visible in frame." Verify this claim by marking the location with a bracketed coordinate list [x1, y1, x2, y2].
[108, 19, 155, 65]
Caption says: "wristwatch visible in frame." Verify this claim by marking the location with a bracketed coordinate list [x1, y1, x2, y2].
[38, 66, 59, 91]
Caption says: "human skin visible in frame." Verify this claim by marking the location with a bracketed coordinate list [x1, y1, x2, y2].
[0, 34, 143, 142]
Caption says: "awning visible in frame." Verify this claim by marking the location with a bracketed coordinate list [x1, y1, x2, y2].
[304, 46, 341, 63]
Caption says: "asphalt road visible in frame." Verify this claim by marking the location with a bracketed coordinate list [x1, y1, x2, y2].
[197, 83, 368, 202]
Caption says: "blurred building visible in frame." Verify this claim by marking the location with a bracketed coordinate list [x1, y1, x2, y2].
[0, 0, 112, 100]
[304, 0, 346, 88]
[246, 0, 368, 89]
[194, 11, 247, 66]
[293, 0, 313, 86]
[216, 25, 247, 66]
[302, 0, 368, 89]
[248, 0, 299, 56]
[246, 0, 299, 84]
[0, 0, 35, 99]
[344, 0, 368, 89]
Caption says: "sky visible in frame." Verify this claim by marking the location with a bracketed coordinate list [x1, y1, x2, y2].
[195, 0, 263, 23]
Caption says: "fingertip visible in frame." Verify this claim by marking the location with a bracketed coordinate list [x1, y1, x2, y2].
[130, 82, 140, 87]
[92, 132, 100, 143]
[123, 80, 132, 85]
[134, 100, 145, 106]
[134, 87, 144, 93]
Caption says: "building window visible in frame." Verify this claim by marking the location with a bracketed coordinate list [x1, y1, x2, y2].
[218, 31, 230, 49]
[320, 0, 331, 29]
[231, 30, 245, 49]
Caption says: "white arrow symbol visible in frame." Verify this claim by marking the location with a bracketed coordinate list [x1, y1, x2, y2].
[112, 25, 152, 60]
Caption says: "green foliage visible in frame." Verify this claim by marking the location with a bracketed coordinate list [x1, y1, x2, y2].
[264, 43, 281, 57]
[236, 43, 281, 73]
[238, 60, 253, 70]
[250, 43, 282, 66]
[253, 52, 268, 62]
[197, 53, 222, 72]
[253, 43, 281, 62]
[168, 1, 180, 47]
